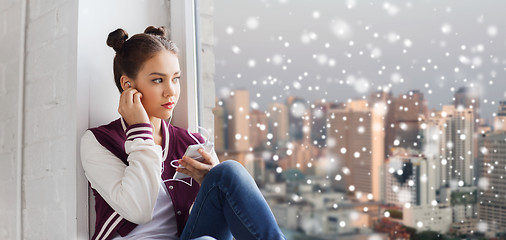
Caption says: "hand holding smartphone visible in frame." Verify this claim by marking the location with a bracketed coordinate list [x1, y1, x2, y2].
[173, 142, 215, 179]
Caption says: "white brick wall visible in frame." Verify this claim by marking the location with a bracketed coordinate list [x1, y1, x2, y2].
[1, 0, 215, 239]
[0, 0, 81, 239]
[24, 0, 79, 237]
[0, 0, 25, 239]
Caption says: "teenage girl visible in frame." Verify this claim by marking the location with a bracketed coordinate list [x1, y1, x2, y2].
[80, 26, 285, 240]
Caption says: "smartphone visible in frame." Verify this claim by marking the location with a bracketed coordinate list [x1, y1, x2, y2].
[173, 142, 214, 179]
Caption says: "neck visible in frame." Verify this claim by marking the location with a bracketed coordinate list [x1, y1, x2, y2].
[149, 117, 162, 138]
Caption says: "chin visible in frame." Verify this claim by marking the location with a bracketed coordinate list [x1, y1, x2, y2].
[156, 111, 173, 120]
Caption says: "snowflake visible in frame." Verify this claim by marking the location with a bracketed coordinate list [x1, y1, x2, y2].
[441, 23, 452, 34]
[478, 177, 490, 190]
[330, 19, 352, 39]
[346, 0, 356, 9]
[290, 103, 306, 117]
[487, 25, 498, 37]
[383, 2, 400, 16]
[231, 45, 241, 54]
[245, 17, 259, 30]
[312, 11, 320, 19]
[403, 39, 413, 48]
[477, 222, 488, 232]
[272, 54, 283, 65]
[354, 78, 370, 93]
[225, 26, 234, 35]
[247, 59, 256, 67]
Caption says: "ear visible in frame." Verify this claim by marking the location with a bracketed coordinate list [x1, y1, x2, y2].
[120, 75, 133, 91]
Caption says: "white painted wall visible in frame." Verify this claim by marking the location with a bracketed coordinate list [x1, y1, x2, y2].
[77, 0, 172, 236]
[78, 0, 172, 128]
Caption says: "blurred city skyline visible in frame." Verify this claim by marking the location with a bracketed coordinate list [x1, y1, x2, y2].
[212, 1, 506, 238]
[212, 85, 505, 238]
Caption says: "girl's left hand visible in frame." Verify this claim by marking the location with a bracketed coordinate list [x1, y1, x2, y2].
[176, 149, 219, 185]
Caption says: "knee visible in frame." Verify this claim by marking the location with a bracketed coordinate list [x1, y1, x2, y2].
[207, 160, 249, 182]
[211, 160, 244, 175]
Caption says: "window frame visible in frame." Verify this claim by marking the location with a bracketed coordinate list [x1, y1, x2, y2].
[170, 0, 202, 131]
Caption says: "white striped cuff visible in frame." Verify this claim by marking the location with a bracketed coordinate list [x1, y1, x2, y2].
[125, 123, 153, 141]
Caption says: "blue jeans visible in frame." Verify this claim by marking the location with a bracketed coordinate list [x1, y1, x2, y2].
[180, 160, 285, 240]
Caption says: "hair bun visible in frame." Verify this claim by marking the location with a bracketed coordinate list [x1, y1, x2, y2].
[107, 28, 128, 52]
[144, 26, 167, 38]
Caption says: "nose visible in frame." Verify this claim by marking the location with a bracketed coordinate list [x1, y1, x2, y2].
[163, 81, 178, 98]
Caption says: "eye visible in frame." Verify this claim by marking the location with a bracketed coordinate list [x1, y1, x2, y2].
[152, 78, 163, 84]
[172, 77, 180, 83]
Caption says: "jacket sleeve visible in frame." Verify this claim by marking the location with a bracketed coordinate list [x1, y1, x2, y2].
[80, 123, 162, 224]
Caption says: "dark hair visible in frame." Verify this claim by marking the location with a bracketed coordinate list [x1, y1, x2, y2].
[106, 26, 179, 93]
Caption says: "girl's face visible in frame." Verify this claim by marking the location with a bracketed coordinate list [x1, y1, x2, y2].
[133, 49, 181, 120]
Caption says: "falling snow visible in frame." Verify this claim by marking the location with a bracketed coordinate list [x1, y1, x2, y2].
[214, 0, 506, 238]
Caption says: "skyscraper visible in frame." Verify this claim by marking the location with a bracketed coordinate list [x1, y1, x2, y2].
[369, 90, 393, 159]
[326, 99, 384, 201]
[225, 90, 250, 151]
[212, 101, 226, 152]
[310, 100, 331, 148]
[278, 141, 319, 175]
[493, 101, 506, 131]
[385, 90, 428, 155]
[249, 109, 269, 150]
[286, 96, 307, 142]
[478, 132, 506, 235]
[244, 153, 266, 185]
[368, 90, 429, 161]
[426, 105, 475, 188]
[427, 105, 480, 229]
[454, 86, 482, 169]
[267, 102, 289, 148]
[478, 103, 506, 235]
[447, 105, 475, 186]
[385, 150, 435, 207]
[454, 86, 480, 120]
[476, 124, 492, 184]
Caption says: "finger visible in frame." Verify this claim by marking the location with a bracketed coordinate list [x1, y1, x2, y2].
[181, 156, 209, 171]
[179, 157, 197, 173]
[133, 91, 143, 104]
[119, 89, 128, 107]
[122, 88, 137, 105]
[119, 88, 129, 105]
[119, 90, 131, 112]
[198, 149, 213, 164]
[176, 165, 192, 176]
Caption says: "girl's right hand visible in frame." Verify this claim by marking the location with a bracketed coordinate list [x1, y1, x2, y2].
[118, 88, 150, 126]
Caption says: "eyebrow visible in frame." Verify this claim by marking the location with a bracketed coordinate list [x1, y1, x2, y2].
[149, 72, 167, 77]
[149, 71, 181, 77]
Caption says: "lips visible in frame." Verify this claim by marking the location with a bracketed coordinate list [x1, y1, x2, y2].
[162, 102, 175, 109]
